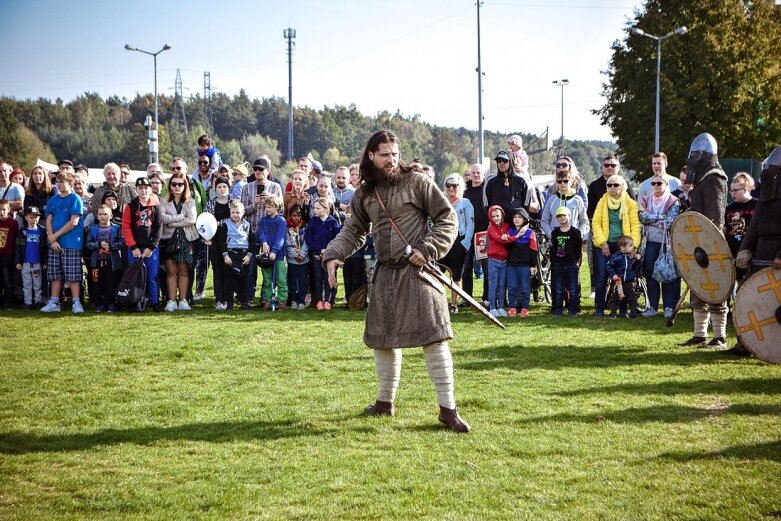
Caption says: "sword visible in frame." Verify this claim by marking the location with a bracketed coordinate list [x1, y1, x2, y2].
[405, 245, 505, 329]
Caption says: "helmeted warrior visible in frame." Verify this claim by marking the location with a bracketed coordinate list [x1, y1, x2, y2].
[680, 133, 729, 348]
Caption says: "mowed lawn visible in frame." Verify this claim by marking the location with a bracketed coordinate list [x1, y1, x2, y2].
[1, 287, 780, 520]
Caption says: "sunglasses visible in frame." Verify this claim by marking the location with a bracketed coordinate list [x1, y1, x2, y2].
[170, 182, 185, 188]
[172, 166, 183, 171]
[603, 163, 618, 168]
[198, 161, 209, 165]
[650, 181, 664, 186]
[445, 183, 458, 188]
[606, 183, 621, 188]
[556, 179, 571, 184]
[555, 162, 569, 168]
[496, 158, 509, 164]
[253, 167, 266, 171]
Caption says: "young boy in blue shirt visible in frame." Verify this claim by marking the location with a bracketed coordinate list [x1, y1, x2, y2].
[86, 204, 125, 312]
[15, 206, 48, 309]
[258, 194, 288, 310]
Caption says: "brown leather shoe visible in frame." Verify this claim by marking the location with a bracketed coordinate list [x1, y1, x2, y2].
[438, 406, 471, 433]
[365, 400, 394, 416]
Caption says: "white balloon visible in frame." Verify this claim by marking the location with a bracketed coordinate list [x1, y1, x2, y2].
[196, 212, 218, 240]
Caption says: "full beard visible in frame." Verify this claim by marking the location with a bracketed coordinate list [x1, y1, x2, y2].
[371, 164, 403, 186]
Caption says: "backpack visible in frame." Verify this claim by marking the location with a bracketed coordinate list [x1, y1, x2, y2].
[116, 260, 147, 311]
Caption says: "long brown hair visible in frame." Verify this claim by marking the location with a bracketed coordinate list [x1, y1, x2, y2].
[358, 130, 421, 190]
[166, 172, 191, 202]
[27, 166, 52, 196]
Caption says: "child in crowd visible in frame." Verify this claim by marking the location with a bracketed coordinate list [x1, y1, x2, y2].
[485, 204, 516, 317]
[550, 206, 582, 317]
[257, 194, 288, 310]
[285, 204, 309, 310]
[606, 235, 640, 318]
[86, 204, 124, 312]
[14, 206, 47, 309]
[196, 134, 222, 175]
[217, 200, 255, 310]
[42, 173, 85, 313]
[204, 177, 232, 310]
[304, 197, 341, 310]
[507, 208, 538, 318]
[0, 200, 20, 307]
[121, 177, 163, 312]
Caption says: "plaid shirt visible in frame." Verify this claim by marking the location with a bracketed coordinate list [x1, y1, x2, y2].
[239, 180, 282, 233]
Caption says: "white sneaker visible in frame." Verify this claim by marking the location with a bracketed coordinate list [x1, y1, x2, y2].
[178, 300, 191, 311]
[165, 300, 177, 312]
[641, 308, 658, 318]
[497, 308, 508, 317]
[490, 309, 500, 317]
[193, 292, 205, 301]
[72, 301, 84, 314]
[664, 307, 674, 319]
[40, 300, 61, 313]
[215, 302, 225, 311]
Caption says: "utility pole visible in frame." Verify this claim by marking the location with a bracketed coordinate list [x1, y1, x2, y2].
[552, 79, 569, 154]
[284, 27, 296, 162]
[174, 69, 188, 135]
[204, 71, 213, 134]
[476, 1, 485, 164]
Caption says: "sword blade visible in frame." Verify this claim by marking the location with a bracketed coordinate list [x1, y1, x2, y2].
[420, 263, 506, 329]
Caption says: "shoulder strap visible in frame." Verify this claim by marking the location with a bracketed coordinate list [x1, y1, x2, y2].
[374, 186, 410, 246]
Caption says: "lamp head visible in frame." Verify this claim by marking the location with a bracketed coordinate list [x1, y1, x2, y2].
[124, 44, 134, 51]
[163, 44, 172, 51]
[675, 26, 688, 35]
[631, 27, 645, 36]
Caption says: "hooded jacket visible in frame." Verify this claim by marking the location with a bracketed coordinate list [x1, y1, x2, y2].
[485, 205, 515, 260]
[483, 154, 530, 221]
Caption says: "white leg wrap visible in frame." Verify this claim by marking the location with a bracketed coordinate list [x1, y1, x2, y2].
[693, 309, 710, 338]
[374, 349, 401, 403]
[423, 341, 456, 409]
[711, 309, 728, 339]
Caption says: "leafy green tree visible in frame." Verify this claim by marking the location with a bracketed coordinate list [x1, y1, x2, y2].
[219, 139, 244, 167]
[240, 133, 280, 166]
[597, 0, 781, 178]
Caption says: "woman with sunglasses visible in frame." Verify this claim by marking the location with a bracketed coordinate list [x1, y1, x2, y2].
[160, 173, 199, 311]
[540, 170, 589, 240]
[438, 173, 474, 313]
[638, 174, 681, 318]
[592, 174, 641, 317]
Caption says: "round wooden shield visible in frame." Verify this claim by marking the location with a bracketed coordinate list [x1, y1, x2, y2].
[670, 211, 735, 304]
[733, 267, 781, 364]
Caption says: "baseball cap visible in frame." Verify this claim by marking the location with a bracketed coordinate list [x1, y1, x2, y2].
[555, 206, 571, 218]
[57, 159, 74, 168]
[135, 177, 151, 187]
[253, 158, 270, 170]
[25, 206, 42, 216]
[75, 163, 89, 172]
[494, 150, 511, 162]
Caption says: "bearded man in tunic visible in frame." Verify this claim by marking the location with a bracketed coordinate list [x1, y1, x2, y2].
[324, 130, 470, 432]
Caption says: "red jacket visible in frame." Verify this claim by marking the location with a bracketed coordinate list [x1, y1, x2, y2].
[486, 205, 515, 260]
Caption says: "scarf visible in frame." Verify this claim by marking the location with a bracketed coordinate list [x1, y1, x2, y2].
[606, 192, 631, 223]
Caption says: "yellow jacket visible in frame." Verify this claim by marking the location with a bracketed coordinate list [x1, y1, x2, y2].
[592, 192, 641, 247]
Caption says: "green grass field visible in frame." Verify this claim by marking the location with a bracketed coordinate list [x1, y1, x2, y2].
[2, 283, 780, 520]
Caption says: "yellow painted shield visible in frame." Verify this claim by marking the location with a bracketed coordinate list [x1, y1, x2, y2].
[733, 267, 781, 364]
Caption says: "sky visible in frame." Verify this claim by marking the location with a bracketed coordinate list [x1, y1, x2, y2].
[0, 0, 646, 143]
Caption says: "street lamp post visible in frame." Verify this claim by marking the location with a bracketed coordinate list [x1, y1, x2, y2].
[125, 44, 172, 164]
[631, 26, 687, 152]
[552, 79, 569, 152]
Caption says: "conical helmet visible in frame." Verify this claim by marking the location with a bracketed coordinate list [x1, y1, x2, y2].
[762, 147, 781, 169]
[688, 133, 718, 156]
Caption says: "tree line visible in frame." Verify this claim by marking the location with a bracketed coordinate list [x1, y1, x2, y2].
[0, 92, 615, 185]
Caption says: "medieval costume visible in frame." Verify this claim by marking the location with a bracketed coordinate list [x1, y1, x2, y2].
[681, 133, 729, 348]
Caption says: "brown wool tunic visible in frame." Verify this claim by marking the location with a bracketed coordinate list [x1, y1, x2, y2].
[322, 171, 458, 349]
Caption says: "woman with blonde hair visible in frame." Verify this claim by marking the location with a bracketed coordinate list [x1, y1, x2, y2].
[592, 174, 641, 317]
[438, 173, 474, 313]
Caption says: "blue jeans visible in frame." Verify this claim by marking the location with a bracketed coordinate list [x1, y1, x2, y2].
[507, 265, 531, 310]
[287, 262, 310, 304]
[552, 262, 580, 315]
[592, 242, 618, 312]
[642, 240, 681, 311]
[487, 258, 507, 310]
[127, 247, 159, 305]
